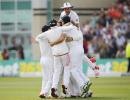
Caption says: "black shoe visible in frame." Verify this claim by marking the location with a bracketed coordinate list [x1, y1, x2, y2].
[71, 95, 77, 98]
[51, 88, 58, 98]
[85, 91, 93, 98]
[88, 92, 93, 97]
[39, 94, 46, 98]
[62, 85, 67, 94]
[81, 82, 92, 97]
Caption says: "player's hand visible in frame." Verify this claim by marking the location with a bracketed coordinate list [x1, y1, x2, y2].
[90, 57, 96, 63]
[31, 36, 36, 43]
[66, 36, 73, 42]
[95, 66, 100, 70]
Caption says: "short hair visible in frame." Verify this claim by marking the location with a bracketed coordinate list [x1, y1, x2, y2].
[49, 19, 57, 27]
[41, 25, 50, 32]
[61, 15, 70, 24]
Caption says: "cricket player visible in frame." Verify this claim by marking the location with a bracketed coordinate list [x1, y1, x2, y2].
[59, 2, 96, 69]
[36, 19, 76, 98]
[59, 3, 82, 97]
[60, 15, 92, 97]
[35, 25, 54, 98]
[60, 2, 80, 28]
[59, 2, 99, 97]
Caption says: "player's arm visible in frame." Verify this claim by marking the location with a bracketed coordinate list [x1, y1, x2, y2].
[66, 30, 82, 42]
[71, 31, 82, 41]
[35, 32, 47, 42]
[49, 33, 66, 47]
[65, 34, 82, 42]
[83, 55, 100, 70]
[83, 55, 96, 70]
[59, 13, 62, 21]
[71, 20, 80, 28]
[62, 25, 82, 41]
[61, 24, 73, 31]
[71, 12, 80, 28]
[31, 36, 38, 43]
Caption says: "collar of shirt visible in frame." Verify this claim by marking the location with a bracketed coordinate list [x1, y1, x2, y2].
[63, 22, 72, 26]
[50, 26, 58, 29]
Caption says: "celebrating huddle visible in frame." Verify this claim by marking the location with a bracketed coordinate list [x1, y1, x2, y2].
[35, 2, 99, 98]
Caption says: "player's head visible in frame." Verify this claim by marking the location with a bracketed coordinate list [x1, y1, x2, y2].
[61, 15, 70, 24]
[49, 19, 57, 27]
[41, 25, 50, 32]
[61, 2, 73, 15]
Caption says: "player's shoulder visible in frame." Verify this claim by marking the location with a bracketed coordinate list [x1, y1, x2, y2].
[51, 26, 62, 31]
[60, 11, 66, 17]
[43, 29, 51, 35]
[57, 26, 63, 31]
[61, 11, 65, 14]
[71, 10, 78, 16]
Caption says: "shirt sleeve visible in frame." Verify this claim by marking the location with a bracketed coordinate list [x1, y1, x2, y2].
[59, 11, 64, 21]
[71, 11, 79, 24]
[61, 25, 73, 31]
[63, 26, 82, 41]
[59, 14, 62, 21]
[71, 30, 82, 41]
[35, 32, 47, 42]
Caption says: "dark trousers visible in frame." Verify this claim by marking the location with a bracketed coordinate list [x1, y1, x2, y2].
[128, 58, 130, 72]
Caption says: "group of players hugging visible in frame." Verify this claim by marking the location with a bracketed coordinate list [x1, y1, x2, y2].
[35, 2, 100, 98]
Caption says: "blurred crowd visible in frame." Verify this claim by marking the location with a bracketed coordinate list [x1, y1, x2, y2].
[0, 44, 25, 61]
[1, 0, 130, 60]
[82, 0, 130, 58]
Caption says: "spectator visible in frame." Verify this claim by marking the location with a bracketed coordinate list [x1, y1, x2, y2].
[8, 44, 25, 60]
[97, 8, 107, 27]
[125, 40, 130, 72]
[82, 22, 93, 41]
[82, 0, 129, 58]
[108, 4, 122, 19]
[89, 11, 99, 28]
[0, 51, 3, 60]
[116, 47, 125, 58]
[120, 18, 128, 34]
[2, 49, 9, 60]
[83, 38, 88, 54]
[116, 34, 126, 49]
[126, 23, 130, 38]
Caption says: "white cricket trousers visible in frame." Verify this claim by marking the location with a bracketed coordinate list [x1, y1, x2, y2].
[68, 48, 93, 96]
[69, 54, 94, 96]
[52, 53, 70, 89]
[70, 46, 89, 87]
[40, 57, 53, 95]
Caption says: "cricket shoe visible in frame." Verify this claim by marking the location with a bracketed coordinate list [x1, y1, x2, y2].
[71, 95, 80, 98]
[84, 90, 93, 98]
[39, 93, 46, 98]
[81, 81, 92, 97]
[51, 88, 58, 98]
[62, 85, 71, 98]
[62, 85, 67, 94]
[70, 95, 77, 98]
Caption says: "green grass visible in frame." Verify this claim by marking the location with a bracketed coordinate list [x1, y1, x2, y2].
[0, 77, 130, 100]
